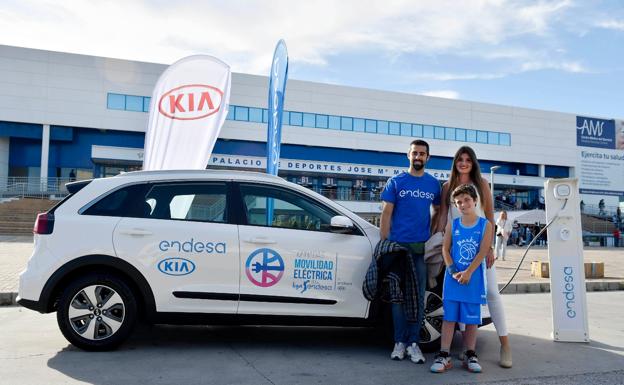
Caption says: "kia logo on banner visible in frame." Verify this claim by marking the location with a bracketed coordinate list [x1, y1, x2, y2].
[143, 55, 231, 171]
[158, 84, 224, 120]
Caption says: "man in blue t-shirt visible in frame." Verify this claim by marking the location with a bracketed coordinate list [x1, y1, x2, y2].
[380, 139, 441, 364]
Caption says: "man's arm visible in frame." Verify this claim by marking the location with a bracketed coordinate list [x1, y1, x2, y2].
[380, 201, 394, 241]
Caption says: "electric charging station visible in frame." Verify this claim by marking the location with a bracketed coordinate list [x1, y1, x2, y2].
[544, 178, 589, 342]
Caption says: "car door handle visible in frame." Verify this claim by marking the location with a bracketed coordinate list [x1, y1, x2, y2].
[244, 237, 277, 244]
[120, 228, 153, 236]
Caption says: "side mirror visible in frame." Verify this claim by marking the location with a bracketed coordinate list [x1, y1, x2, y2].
[330, 215, 354, 234]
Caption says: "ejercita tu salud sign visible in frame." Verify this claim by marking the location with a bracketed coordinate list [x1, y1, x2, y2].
[576, 116, 624, 197]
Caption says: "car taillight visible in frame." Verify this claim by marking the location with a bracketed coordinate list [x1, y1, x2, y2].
[33, 213, 54, 235]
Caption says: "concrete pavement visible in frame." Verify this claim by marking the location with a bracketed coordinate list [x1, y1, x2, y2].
[1, 291, 623, 384]
[2, 235, 623, 305]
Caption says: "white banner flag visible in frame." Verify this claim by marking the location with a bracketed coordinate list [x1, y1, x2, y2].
[143, 55, 231, 170]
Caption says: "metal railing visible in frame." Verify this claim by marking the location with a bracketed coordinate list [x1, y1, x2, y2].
[0, 177, 76, 198]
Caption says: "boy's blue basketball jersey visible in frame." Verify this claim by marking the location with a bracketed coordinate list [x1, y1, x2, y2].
[443, 216, 487, 305]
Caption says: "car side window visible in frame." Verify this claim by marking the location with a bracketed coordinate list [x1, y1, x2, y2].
[239, 184, 336, 232]
[144, 183, 228, 223]
[82, 184, 148, 217]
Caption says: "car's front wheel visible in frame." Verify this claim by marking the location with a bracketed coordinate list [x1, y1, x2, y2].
[57, 273, 137, 351]
[419, 289, 444, 352]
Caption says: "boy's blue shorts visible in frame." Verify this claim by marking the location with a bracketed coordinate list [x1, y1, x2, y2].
[443, 300, 482, 325]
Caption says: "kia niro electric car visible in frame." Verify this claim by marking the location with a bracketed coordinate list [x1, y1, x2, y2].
[18, 170, 455, 351]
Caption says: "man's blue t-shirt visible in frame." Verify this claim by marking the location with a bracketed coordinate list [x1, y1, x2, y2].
[381, 171, 441, 243]
[443, 217, 487, 305]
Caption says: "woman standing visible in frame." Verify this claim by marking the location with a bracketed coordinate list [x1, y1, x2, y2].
[495, 211, 511, 261]
[436, 146, 512, 368]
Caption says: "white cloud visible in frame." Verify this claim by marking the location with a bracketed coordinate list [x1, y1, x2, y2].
[0, 0, 577, 75]
[520, 60, 589, 73]
[419, 90, 460, 99]
[596, 20, 624, 31]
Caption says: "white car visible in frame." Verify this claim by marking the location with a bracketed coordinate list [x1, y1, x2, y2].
[18, 170, 449, 351]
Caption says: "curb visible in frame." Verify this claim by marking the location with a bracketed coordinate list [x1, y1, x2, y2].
[2, 281, 623, 307]
[499, 281, 624, 294]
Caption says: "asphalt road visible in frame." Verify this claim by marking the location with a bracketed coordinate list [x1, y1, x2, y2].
[1, 292, 623, 385]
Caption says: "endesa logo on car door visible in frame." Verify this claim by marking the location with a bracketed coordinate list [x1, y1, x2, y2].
[158, 84, 224, 120]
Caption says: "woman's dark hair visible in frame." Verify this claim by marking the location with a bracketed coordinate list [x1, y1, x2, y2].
[448, 146, 485, 206]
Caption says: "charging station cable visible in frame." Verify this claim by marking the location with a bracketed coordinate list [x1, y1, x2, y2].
[498, 198, 568, 294]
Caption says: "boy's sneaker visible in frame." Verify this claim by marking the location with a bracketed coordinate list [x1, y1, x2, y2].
[430, 352, 452, 373]
[390, 342, 406, 360]
[406, 343, 425, 363]
[463, 350, 482, 373]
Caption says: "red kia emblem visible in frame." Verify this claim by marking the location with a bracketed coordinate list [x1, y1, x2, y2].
[158, 84, 224, 120]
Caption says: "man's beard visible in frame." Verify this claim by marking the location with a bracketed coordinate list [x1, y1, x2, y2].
[413, 160, 424, 170]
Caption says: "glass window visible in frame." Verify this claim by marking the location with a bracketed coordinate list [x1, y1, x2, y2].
[303, 113, 315, 127]
[249, 107, 263, 122]
[316, 114, 328, 128]
[341, 117, 353, 131]
[83, 184, 148, 217]
[353, 118, 365, 132]
[263, 109, 268, 123]
[423, 125, 434, 138]
[328, 115, 341, 130]
[389, 122, 400, 135]
[365, 119, 376, 133]
[488, 132, 499, 145]
[107, 93, 125, 110]
[282, 111, 290, 125]
[125, 95, 143, 112]
[226, 106, 235, 120]
[144, 183, 228, 223]
[445, 127, 455, 141]
[434, 126, 445, 139]
[455, 128, 466, 141]
[234, 106, 249, 121]
[143, 97, 151, 112]
[477, 130, 488, 143]
[377, 120, 389, 134]
[239, 184, 337, 232]
[400, 123, 411, 136]
[290, 111, 303, 126]
[412, 124, 423, 137]
[500, 133, 511, 146]
[466, 129, 477, 142]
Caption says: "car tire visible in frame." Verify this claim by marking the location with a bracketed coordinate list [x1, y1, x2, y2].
[418, 289, 444, 352]
[56, 273, 137, 351]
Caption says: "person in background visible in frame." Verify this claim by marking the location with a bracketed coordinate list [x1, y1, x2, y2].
[436, 145, 512, 368]
[495, 211, 511, 260]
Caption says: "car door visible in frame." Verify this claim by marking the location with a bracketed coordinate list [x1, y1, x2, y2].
[113, 181, 239, 314]
[236, 182, 372, 318]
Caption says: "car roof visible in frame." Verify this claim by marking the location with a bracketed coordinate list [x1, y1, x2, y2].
[116, 169, 285, 183]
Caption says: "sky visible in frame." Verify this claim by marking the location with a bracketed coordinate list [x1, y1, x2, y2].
[1, 0, 623, 119]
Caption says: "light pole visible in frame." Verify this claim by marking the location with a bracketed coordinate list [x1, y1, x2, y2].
[490, 165, 501, 208]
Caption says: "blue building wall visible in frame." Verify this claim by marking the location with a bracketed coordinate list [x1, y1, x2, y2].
[5, 122, 560, 180]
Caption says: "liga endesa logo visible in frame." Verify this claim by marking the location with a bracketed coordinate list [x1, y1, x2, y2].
[158, 84, 223, 120]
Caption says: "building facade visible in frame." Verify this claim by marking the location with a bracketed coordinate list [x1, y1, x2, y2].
[1, 45, 621, 219]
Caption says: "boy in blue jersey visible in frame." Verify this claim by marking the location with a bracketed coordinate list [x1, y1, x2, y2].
[430, 184, 492, 374]
[380, 139, 441, 364]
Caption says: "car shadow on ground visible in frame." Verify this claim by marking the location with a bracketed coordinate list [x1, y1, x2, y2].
[46, 323, 624, 385]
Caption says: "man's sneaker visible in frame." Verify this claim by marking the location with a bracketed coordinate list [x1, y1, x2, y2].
[430, 353, 452, 373]
[406, 343, 425, 363]
[390, 342, 406, 360]
[463, 350, 482, 373]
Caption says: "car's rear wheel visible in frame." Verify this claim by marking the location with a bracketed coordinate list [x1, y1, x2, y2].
[57, 273, 137, 351]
